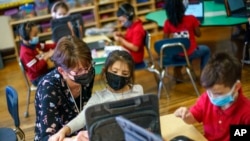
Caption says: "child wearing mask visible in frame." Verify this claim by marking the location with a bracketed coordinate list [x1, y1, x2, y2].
[48, 50, 144, 141]
[19, 22, 55, 86]
[113, 3, 145, 64]
[51, 1, 70, 19]
[174, 52, 250, 141]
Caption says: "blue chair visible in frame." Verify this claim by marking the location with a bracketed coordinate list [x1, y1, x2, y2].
[0, 86, 25, 141]
[154, 38, 200, 98]
[135, 31, 160, 83]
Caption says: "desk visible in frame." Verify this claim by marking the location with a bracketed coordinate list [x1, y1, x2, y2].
[146, 1, 248, 27]
[160, 114, 207, 141]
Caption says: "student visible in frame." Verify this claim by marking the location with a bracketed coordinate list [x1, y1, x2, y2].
[48, 50, 144, 141]
[34, 36, 95, 141]
[19, 22, 55, 86]
[51, 1, 70, 19]
[113, 3, 146, 64]
[163, 0, 210, 79]
[174, 52, 250, 141]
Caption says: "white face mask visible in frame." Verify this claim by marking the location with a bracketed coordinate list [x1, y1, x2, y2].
[55, 13, 69, 19]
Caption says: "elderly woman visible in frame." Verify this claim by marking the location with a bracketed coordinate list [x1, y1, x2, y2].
[34, 36, 95, 141]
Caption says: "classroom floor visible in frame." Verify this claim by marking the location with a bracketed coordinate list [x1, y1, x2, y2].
[1, 26, 250, 141]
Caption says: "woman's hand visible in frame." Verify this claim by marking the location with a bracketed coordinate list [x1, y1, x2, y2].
[48, 126, 71, 141]
[73, 131, 89, 141]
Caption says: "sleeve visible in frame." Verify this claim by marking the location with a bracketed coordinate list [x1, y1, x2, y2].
[129, 26, 145, 49]
[189, 93, 206, 123]
[21, 48, 48, 76]
[191, 15, 200, 28]
[67, 92, 101, 134]
[163, 20, 170, 34]
[36, 81, 63, 140]
[38, 43, 57, 51]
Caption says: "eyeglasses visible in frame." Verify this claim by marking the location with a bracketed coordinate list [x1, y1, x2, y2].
[68, 62, 95, 76]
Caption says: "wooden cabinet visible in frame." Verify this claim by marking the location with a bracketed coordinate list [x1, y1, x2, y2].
[7, 0, 159, 58]
[9, 4, 97, 58]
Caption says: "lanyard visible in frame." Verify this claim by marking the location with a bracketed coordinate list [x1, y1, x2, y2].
[67, 84, 82, 113]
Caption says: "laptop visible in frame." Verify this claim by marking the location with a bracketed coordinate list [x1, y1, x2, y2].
[116, 116, 163, 141]
[225, 0, 250, 17]
[85, 94, 161, 141]
[185, 0, 204, 22]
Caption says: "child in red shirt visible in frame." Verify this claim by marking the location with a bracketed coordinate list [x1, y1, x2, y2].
[19, 22, 56, 86]
[174, 52, 250, 141]
[113, 3, 145, 64]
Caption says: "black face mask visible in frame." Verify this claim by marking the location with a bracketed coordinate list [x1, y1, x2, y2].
[73, 67, 95, 86]
[106, 72, 130, 90]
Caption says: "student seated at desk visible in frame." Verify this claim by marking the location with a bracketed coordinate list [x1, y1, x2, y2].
[113, 3, 145, 64]
[163, 0, 210, 80]
[48, 50, 144, 141]
[174, 52, 250, 141]
[19, 22, 56, 86]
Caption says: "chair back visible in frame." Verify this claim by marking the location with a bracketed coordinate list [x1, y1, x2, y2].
[144, 31, 153, 64]
[17, 58, 32, 90]
[5, 86, 25, 141]
[154, 38, 190, 68]
[5, 86, 20, 127]
[135, 31, 157, 70]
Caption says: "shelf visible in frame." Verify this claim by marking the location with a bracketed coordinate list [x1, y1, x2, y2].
[14, 31, 52, 42]
[100, 17, 116, 23]
[99, 9, 116, 14]
[98, 0, 115, 5]
[10, 5, 95, 26]
[10, 14, 51, 26]
[70, 5, 95, 13]
[85, 22, 97, 27]
[137, 9, 153, 15]
[136, 1, 154, 7]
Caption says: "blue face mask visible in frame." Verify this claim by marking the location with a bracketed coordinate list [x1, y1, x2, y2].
[29, 37, 39, 45]
[207, 85, 236, 107]
[123, 20, 132, 28]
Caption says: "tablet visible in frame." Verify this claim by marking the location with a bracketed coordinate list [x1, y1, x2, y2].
[116, 116, 163, 141]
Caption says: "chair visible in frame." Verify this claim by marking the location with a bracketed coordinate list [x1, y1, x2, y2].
[241, 25, 250, 67]
[135, 31, 160, 84]
[0, 86, 25, 141]
[154, 38, 200, 98]
[17, 58, 37, 117]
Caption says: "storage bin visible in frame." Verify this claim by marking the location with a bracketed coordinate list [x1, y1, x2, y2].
[4, 9, 21, 20]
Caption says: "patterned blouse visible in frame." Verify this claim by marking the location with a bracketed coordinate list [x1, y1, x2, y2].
[34, 69, 94, 141]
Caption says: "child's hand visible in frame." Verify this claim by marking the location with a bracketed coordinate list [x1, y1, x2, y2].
[43, 49, 54, 61]
[113, 31, 122, 36]
[174, 107, 189, 120]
